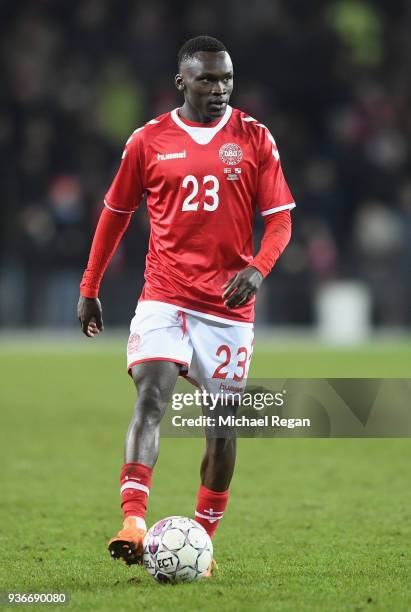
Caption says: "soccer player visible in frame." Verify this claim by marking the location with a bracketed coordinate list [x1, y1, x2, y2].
[78, 36, 295, 576]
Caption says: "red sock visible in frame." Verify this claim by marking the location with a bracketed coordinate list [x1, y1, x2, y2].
[120, 462, 152, 527]
[194, 484, 229, 539]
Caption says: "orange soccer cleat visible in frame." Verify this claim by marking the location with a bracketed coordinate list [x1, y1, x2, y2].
[108, 517, 147, 565]
[203, 557, 218, 579]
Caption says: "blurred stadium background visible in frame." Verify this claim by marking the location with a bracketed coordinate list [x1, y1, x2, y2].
[1, 0, 410, 341]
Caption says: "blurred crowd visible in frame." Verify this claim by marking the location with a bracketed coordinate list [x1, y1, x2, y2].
[0, 0, 410, 327]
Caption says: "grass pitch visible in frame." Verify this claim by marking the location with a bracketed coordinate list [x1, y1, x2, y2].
[0, 337, 410, 611]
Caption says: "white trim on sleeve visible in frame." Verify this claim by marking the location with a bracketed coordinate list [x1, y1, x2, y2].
[260, 202, 296, 216]
[104, 199, 134, 214]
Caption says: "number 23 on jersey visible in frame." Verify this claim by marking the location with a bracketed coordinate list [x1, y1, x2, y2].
[181, 175, 219, 212]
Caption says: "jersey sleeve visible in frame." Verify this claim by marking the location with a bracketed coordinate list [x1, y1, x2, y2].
[104, 130, 145, 214]
[255, 128, 295, 217]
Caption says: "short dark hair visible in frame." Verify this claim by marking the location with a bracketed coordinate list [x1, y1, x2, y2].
[177, 36, 227, 69]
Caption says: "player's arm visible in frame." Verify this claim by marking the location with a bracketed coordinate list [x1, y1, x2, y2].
[222, 211, 291, 308]
[78, 208, 133, 336]
[78, 132, 144, 337]
[223, 126, 295, 309]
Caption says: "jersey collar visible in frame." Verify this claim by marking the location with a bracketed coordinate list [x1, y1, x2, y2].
[170, 105, 232, 145]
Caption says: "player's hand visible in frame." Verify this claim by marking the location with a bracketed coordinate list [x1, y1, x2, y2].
[222, 266, 263, 309]
[77, 296, 104, 337]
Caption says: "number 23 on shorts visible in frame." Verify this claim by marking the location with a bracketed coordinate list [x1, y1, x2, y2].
[212, 344, 251, 382]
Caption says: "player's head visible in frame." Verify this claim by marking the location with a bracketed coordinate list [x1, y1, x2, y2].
[175, 36, 233, 120]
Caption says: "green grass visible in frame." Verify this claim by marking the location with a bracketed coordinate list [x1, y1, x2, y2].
[0, 339, 410, 611]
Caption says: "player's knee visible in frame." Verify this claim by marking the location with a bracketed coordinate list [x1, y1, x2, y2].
[206, 437, 235, 460]
[135, 385, 166, 425]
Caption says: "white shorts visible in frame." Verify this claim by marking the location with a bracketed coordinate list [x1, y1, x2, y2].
[127, 301, 254, 394]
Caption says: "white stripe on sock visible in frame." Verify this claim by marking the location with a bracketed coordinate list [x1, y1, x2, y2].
[195, 510, 223, 523]
[120, 481, 150, 495]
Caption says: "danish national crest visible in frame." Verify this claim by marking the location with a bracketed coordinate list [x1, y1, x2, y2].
[219, 143, 243, 165]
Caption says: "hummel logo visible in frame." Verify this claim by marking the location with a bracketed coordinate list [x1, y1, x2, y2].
[157, 150, 186, 161]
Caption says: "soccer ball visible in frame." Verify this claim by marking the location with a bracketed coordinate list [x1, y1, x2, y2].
[142, 516, 213, 583]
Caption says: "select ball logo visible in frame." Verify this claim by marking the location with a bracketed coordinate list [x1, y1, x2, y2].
[219, 142, 243, 165]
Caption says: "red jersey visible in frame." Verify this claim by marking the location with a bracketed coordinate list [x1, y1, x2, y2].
[104, 106, 295, 324]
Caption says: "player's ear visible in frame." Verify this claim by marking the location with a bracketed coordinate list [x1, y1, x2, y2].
[175, 74, 185, 91]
